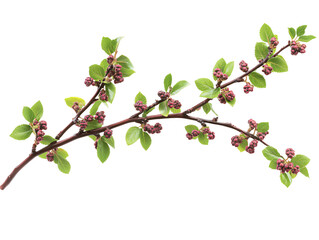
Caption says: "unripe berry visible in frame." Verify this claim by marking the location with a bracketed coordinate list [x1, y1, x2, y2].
[202, 128, 211, 134]
[218, 94, 226, 104]
[248, 119, 257, 129]
[225, 90, 235, 101]
[285, 162, 294, 172]
[104, 129, 113, 139]
[107, 55, 114, 64]
[46, 151, 54, 162]
[191, 130, 200, 137]
[39, 120, 47, 130]
[239, 60, 249, 72]
[85, 77, 94, 87]
[95, 111, 106, 124]
[33, 119, 39, 126]
[158, 90, 167, 99]
[243, 83, 254, 94]
[72, 102, 80, 112]
[114, 64, 122, 72]
[270, 37, 279, 48]
[99, 89, 108, 101]
[79, 120, 88, 130]
[134, 101, 147, 112]
[167, 99, 175, 108]
[186, 133, 193, 140]
[84, 115, 94, 122]
[250, 139, 258, 147]
[154, 123, 163, 134]
[208, 132, 215, 140]
[37, 129, 45, 137]
[245, 145, 255, 154]
[257, 132, 266, 140]
[262, 64, 273, 75]
[291, 165, 300, 175]
[174, 100, 182, 109]
[231, 135, 242, 147]
[285, 148, 295, 159]
[276, 159, 285, 173]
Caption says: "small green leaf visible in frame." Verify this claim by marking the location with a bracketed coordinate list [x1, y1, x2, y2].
[170, 108, 181, 113]
[225, 96, 236, 107]
[269, 160, 277, 169]
[288, 28, 296, 39]
[202, 103, 211, 114]
[237, 139, 248, 152]
[40, 135, 57, 145]
[224, 61, 234, 77]
[90, 100, 102, 115]
[23, 106, 35, 123]
[299, 167, 309, 178]
[198, 132, 208, 145]
[10, 124, 33, 140]
[38, 152, 47, 159]
[185, 125, 199, 133]
[291, 154, 310, 168]
[97, 137, 110, 163]
[171, 80, 190, 95]
[103, 136, 115, 149]
[100, 59, 109, 72]
[85, 120, 102, 131]
[140, 130, 152, 150]
[280, 172, 292, 188]
[249, 72, 266, 88]
[298, 35, 316, 42]
[54, 154, 71, 174]
[31, 101, 43, 121]
[111, 37, 123, 53]
[200, 87, 220, 99]
[56, 148, 68, 158]
[117, 55, 134, 70]
[105, 82, 116, 103]
[255, 42, 269, 61]
[135, 92, 147, 104]
[101, 37, 113, 55]
[260, 23, 274, 43]
[213, 58, 226, 80]
[257, 122, 269, 133]
[268, 56, 288, 73]
[142, 107, 154, 117]
[262, 146, 281, 161]
[65, 97, 86, 108]
[159, 100, 170, 117]
[195, 78, 214, 91]
[126, 127, 140, 145]
[89, 64, 105, 81]
[121, 68, 135, 77]
[164, 73, 172, 92]
[297, 25, 307, 36]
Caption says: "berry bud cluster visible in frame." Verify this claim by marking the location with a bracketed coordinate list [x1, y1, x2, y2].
[243, 82, 254, 94]
[167, 98, 182, 109]
[32, 119, 47, 144]
[231, 135, 243, 147]
[270, 37, 279, 49]
[286, 148, 295, 159]
[257, 131, 269, 140]
[95, 111, 106, 124]
[239, 60, 249, 72]
[72, 102, 80, 113]
[262, 64, 273, 75]
[134, 101, 147, 112]
[218, 88, 235, 104]
[186, 128, 215, 140]
[213, 68, 228, 80]
[99, 89, 108, 101]
[157, 90, 170, 100]
[84, 77, 99, 87]
[290, 41, 306, 55]
[245, 139, 258, 154]
[143, 123, 162, 134]
[248, 119, 257, 130]
[104, 128, 113, 139]
[46, 151, 54, 162]
[276, 148, 300, 175]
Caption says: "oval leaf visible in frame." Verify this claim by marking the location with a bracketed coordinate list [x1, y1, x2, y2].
[31, 101, 43, 121]
[280, 172, 292, 188]
[164, 73, 172, 92]
[10, 124, 33, 140]
[297, 25, 307, 37]
[126, 127, 141, 145]
[224, 61, 234, 77]
[298, 35, 316, 42]
[200, 87, 220, 99]
[262, 146, 281, 161]
[260, 23, 274, 43]
[198, 132, 208, 145]
[23, 106, 35, 123]
[288, 28, 296, 39]
[140, 130, 152, 151]
[97, 137, 110, 163]
[89, 64, 105, 80]
[213, 58, 226, 80]
[257, 122, 269, 133]
[268, 56, 288, 73]
[159, 100, 170, 117]
[291, 154, 310, 168]
[249, 72, 266, 88]
[171, 80, 190, 95]
[65, 97, 86, 108]
[135, 92, 147, 104]
[255, 42, 269, 61]
[90, 100, 102, 115]
[195, 78, 214, 91]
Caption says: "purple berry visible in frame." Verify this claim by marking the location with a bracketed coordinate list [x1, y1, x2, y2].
[104, 129, 113, 139]
[84, 115, 94, 122]
[46, 151, 54, 162]
[85, 77, 94, 87]
[134, 101, 147, 112]
[191, 130, 200, 137]
[107, 55, 114, 64]
[248, 119, 257, 129]
[39, 120, 47, 130]
[286, 148, 295, 159]
[186, 133, 193, 140]
[95, 111, 106, 124]
[79, 120, 88, 130]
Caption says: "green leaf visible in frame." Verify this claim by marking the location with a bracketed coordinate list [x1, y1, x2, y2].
[142, 107, 154, 117]
[257, 122, 269, 133]
[121, 67, 135, 77]
[40, 135, 57, 145]
[170, 108, 181, 113]
[200, 87, 220, 99]
[280, 172, 292, 188]
[211, 106, 218, 116]
[103, 136, 115, 149]
[202, 103, 211, 114]
[159, 100, 170, 117]
[260, 23, 274, 43]
[288, 28, 296, 39]
[97, 137, 110, 163]
[224, 61, 234, 77]
[65, 97, 86, 108]
[31, 101, 43, 121]
[268, 56, 288, 73]
[213, 58, 226, 80]
[89, 64, 105, 81]
[237, 139, 248, 152]
[126, 126, 140, 145]
[164, 73, 172, 92]
[298, 35, 316, 42]
[249, 72, 266, 88]
[56, 148, 68, 158]
[297, 25, 307, 36]
[111, 37, 123, 53]
[105, 82, 116, 103]
[300, 167, 309, 178]
[171, 80, 190, 95]
[291, 154, 310, 168]
[100, 59, 109, 72]
[255, 42, 269, 61]
[90, 100, 102, 115]
[54, 154, 71, 174]
[23, 106, 35, 123]
[185, 125, 199, 133]
[262, 146, 281, 161]
[135, 92, 147, 104]
[117, 55, 134, 70]
[10, 124, 33, 140]
[198, 132, 208, 145]
[269, 160, 277, 169]
[101, 37, 113, 55]
[225, 96, 236, 107]
[140, 130, 152, 150]
[195, 78, 214, 91]
[85, 120, 102, 131]
[39, 152, 47, 159]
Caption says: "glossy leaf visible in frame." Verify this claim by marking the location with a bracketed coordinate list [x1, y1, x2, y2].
[268, 56, 288, 73]
[170, 108, 181, 113]
[117, 55, 133, 69]
[85, 120, 102, 131]
[40, 135, 57, 145]
[237, 139, 248, 152]
[103, 136, 115, 149]
[185, 125, 199, 133]
[23, 106, 35, 123]
[257, 122, 269, 133]
[269, 160, 277, 169]
[224, 61, 234, 77]
[200, 87, 220, 99]
[121, 68, 135, 77]
[255, 42, 269, 61]
[280, 172, 292, 188]
[97, 137, 110, 163]
[262, 146, 281, 161]
[297, 25, 307, 36]
[105, 82, 116, 103]
[195, 78, 214, 91]
[100, 59, 109, 72]
[10, 124, 33, 140]
[54, 154, 71, 174]
[202, 103, 211, 114]
[298, 35, 316, 42]
[213, 58, 226, 80]
[31, 101, 43, 121]
[164, 73, 172, 92]
[65, 97, 85, 108]
[300, 167, 309, 177]
[101, 37, 113, 55]
[89, 64, 105, 80]
[249, 72, 266, 88]
[288, 27, 296, 39]
[90, 100, 102, 115]
[126, 127, 140, 145]
[291, 155, 310, 168]
[135, 92, 147, 104]
[159, 100, 170, 117]
[260, 23, 274, 43]
[171, 80, 190, 95]
[140, 130, 152, 150]
[198, 132, 208, 145]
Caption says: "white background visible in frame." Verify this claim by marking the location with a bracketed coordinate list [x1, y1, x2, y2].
[0, 0, 318, 239]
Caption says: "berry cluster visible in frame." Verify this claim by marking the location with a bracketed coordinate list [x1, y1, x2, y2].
[286, 148, 295, 159]
[245, 139, 258, 154]
[270, 37, 279, 49]
[79, 120, 88, 130]
[243, 82, 254, 94]
[134, 101, 147, 112]
[46, 151, 54, 162]
[239, 60, 249, 72]
[167, 98, 182, 109]
[231, 135, 243, 147]
[276, 148, 300, 175]
[32, 119, 47, 144]
[218, 88, 235, 104]
[290, 41, 306, 55]
[262, 64, 273, 75]
[143, 123, 162, 134]
[257, 131, 269, 140]
[104, 128, 113, 139]
[186, 128, 215, 140]
[213, 68, 228, 81]
[95, 111, 106, 124]
[72, 102, 80, 113]
[157, 90, 170, 100]
[248, 119, 257, 130]
[106, 55, 124, 84]
[99, 89, 108, 101]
